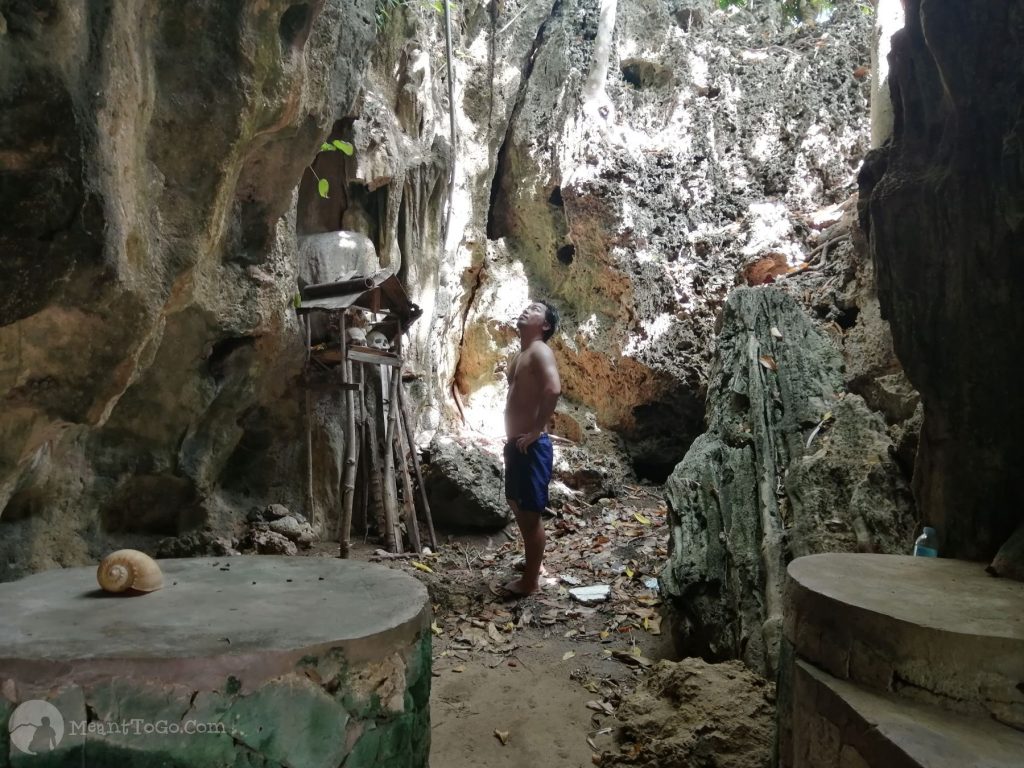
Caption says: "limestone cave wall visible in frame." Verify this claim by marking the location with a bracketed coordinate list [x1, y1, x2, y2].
[861, 0, 1024, 566]
[0, 0, 918, 581]
[425, 0, 877, 480]
[0, 0, 376, 575]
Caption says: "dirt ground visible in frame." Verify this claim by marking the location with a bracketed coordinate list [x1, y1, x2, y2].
[307, 479, 770, 765]
[346, 486, 676, 767]
[316, 482, 773, 767]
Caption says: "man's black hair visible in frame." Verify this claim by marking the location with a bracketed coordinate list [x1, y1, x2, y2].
[539, 300, 559, 342]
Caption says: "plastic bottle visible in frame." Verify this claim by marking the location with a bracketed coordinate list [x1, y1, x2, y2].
[913, 526, 939, 557]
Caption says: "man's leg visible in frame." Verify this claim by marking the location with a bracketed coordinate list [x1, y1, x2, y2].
[504, 502, 546, 595]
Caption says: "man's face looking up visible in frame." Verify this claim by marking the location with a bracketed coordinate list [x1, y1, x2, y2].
[516, 302, 549, 335]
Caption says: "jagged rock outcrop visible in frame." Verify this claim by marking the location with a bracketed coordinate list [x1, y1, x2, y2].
[0, 0, 376, 576]
[660, 287, 915, 675]
[861, 0, 1024, 570]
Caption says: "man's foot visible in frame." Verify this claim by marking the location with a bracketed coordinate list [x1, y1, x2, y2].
[513, 560, 550, 577]
[500, 578, 539, 598]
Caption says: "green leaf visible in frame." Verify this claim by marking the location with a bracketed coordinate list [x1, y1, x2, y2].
[318, 178, 329, 198]
[333, 140, 355, 156]
[320, 142, 335, 152]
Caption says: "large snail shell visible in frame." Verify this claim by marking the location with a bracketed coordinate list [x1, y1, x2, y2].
[97, 550, 164, 594]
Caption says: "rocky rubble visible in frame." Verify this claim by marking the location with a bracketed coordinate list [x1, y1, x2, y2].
[241, 504, 316, 555]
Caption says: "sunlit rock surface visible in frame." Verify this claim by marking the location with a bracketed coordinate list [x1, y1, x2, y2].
[432, 0, 874, 478]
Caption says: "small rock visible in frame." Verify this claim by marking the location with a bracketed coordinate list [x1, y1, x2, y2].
[156, 531, 235, 558]
[569, 584, 611, 604]
[250, 530, 298, 556]
[266, 504, 291, 519]
[269, 515, 303, 540]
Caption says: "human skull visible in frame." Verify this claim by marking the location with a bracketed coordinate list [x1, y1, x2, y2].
[346, 327, 367, 345]
[366, 330, 390, 350]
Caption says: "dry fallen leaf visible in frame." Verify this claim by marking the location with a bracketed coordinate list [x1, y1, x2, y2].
[487, 622, 504, 644]
[494, 729, 510, 746]
[758, 354, 778, 371]
[562, 650, 576, 661]
[411, 561, 434, 574]
[633, 513, 651, 525]
[586, 700, 616, 715]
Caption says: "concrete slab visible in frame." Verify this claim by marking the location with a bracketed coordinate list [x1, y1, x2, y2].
[787, 554, 1024, 641]
[784, 554, 1024, 729]
[793, 660, 1024, 768]
[0, 557, 431, 767]
[0, 556, 425, 659]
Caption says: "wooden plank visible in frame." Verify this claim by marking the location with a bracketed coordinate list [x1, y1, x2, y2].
[302, 276, 373, 298]
[347, 348, 402, 366]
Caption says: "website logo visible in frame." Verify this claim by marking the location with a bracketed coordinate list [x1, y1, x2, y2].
[8, 699, 65, 755]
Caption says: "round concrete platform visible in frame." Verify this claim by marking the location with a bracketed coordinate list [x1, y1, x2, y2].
[784, 553, 1024, 730]
[0, 557, 431, 768]
[788, 553, 1024, 641]
[0, 556, 426, 661]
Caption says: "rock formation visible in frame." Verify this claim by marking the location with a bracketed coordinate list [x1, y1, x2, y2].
[0, 0, 376, 574]
[660, 287, 916, 675]
[427, 0, 876, 480]
[1, 0, 912, 580]
[861, 0, 1024, 570]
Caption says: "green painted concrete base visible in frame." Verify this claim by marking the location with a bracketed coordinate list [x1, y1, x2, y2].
[2, 631, 430, 768]
[1, 558, 432, 768]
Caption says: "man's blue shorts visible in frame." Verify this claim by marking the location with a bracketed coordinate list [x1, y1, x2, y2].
[504, 434, 553, 513]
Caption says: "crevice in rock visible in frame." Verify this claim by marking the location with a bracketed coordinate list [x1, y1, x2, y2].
[396, 192, 410, 286]
[207, 336, 256, 385]
[296, 118, 357, 237]
[485, 0, 562, 240]
[278, 4, 312, 52]
[344, 182, 389, 259]
[620, 59, 672, 89]
[624, 391, 705, 483]
[452, 262, 487, 397]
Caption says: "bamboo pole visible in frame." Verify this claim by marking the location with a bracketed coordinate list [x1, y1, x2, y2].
[365, 369, 387, 545]
[357, 363, 369, 538]
[398, 383, 438, 550]
[381, 362, 403, 552]
[339, 314, 358, 558]
[395, 393, 422, 554]
[393, 335, 421, 552]
[304, 315, 315, 529]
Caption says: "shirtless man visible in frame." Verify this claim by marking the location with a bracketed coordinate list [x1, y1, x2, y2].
[503, 300, 561, 596]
